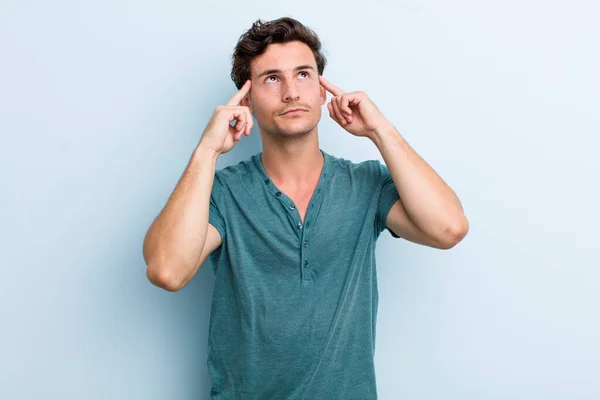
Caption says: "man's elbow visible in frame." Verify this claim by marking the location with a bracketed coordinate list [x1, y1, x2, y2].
[146, 264, 184, 292]
[439, 216, 469, 250]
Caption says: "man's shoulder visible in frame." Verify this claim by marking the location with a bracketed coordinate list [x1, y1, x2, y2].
[214, 155, 255, 184]
[328, 152, 383, 178]
[213, 152, 383, 186]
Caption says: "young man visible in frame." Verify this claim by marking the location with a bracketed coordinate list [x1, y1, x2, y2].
[143, 17, 468, 400]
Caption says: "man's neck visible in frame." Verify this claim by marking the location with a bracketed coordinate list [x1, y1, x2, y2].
[260, 137, 324, 190]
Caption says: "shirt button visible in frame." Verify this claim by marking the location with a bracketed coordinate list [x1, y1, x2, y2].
[290, 204, 295, 209]
[303, 240, 308, 247]
[304, 260, 309, 267]
[297, 223, 303, 229]
[275, 192, 282, 197]
[264, 179, 270, 184]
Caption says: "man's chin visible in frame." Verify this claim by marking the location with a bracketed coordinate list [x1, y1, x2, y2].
[273, 117, 308, 130]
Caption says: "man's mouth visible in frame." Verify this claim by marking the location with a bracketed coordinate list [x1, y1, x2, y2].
[282, 108, 308, 115]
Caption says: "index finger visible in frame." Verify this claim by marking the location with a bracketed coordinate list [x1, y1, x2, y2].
[319, 75, 344, 96]
[226, 79, 252, 106]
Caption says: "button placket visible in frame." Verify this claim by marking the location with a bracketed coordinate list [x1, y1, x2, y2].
[270, 188, 304, 240]
[256, 151, 329, 282]
[289, 204, 303, 232]
[301, 232, 310, 280]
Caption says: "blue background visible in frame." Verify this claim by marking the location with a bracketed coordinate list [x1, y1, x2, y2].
[1, 1, 599, 398]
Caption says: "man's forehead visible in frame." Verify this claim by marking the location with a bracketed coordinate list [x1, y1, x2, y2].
[254, 63, 315, 77]
[251, 43, 316, 77]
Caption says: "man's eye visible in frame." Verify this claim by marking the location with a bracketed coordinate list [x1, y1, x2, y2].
[266, 72, 309, 82]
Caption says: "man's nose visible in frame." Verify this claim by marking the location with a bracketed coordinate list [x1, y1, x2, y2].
[282, 81, 300, 102]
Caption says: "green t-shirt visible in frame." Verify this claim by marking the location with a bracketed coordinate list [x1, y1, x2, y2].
[207, 149, 400, 399]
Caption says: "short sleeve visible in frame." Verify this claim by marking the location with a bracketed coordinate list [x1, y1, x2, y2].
[374, 160, 401, 238]
[208, 172, 227, 245]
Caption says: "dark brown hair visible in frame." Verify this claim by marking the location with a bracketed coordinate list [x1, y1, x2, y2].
[230, 17, 327, 90]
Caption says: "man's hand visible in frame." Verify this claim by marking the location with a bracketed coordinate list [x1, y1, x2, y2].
[198, 79, 253, 155]
[319, 75, 392, 139]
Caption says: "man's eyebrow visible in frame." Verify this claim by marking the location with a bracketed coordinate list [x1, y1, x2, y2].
[255, 65, 315, 79]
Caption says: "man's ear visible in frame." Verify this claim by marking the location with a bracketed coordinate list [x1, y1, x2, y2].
[320, 82, 327, 105]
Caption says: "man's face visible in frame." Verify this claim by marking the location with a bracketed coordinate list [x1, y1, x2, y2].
[242, 41, 326, 138]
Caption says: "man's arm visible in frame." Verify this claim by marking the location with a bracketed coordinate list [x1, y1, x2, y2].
[143, 79, 253, 290]
[316, 75, 468, 249]
[372, 124, 469, 249]
[142, 145, 222, 292]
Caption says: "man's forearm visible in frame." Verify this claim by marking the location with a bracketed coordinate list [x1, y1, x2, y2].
[370, 123, 468, 242]
[143, 145, 219, 290]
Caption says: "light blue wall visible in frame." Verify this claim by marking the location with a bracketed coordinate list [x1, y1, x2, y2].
[2, 1, 599, 399]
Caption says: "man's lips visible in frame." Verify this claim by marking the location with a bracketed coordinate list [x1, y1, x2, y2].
[282, 108, 307, 115]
